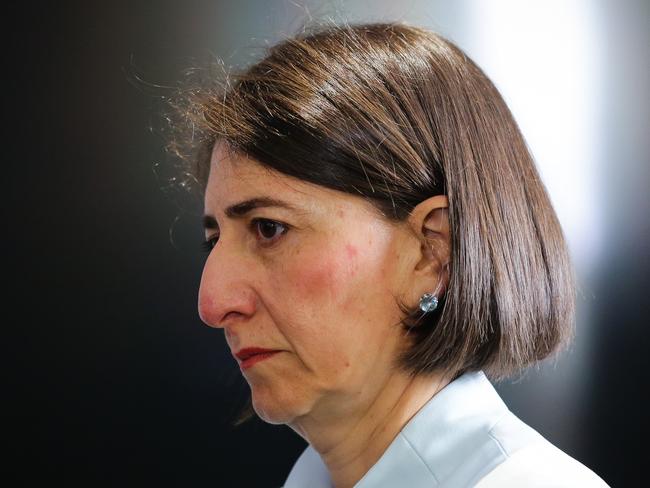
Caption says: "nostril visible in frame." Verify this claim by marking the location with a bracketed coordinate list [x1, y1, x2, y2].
[221, 311, 240, 324]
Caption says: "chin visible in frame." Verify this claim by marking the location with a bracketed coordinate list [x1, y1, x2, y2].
[250, 386, 307, 425]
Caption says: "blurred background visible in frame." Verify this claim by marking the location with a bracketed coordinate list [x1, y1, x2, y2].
[7, 0, 648, 486]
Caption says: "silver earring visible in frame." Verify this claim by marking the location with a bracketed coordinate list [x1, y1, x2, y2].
[419, 293, 439, 313]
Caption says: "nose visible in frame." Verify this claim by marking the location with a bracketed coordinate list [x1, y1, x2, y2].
[198, 241, 257, 329]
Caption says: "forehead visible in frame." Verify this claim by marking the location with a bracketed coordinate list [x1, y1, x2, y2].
[204, 142, 379, 219]
[206, 143, 305, 199]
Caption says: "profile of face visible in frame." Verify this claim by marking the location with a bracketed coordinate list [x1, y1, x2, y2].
[198, 143, 449, 426]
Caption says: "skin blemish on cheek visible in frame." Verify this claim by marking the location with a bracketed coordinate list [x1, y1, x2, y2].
[345, 244, 358, 259]
[344, 244, 361, 278]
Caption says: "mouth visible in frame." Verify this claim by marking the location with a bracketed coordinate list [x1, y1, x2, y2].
[234, 347, 281, 370]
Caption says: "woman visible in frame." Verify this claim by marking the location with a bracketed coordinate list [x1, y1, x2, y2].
[175, 22, 609, 487]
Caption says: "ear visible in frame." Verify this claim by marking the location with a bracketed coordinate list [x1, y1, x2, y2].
[406, 194, 451, 298]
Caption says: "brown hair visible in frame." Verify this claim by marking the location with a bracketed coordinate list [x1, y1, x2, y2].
[168, 21, 575, 423]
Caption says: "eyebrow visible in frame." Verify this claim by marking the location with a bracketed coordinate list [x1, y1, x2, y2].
[202, 197, 301, 230]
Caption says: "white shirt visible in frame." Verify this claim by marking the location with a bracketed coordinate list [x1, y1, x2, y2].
[283, 371, 609, 487]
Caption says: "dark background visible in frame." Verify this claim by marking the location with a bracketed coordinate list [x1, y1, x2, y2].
[7, 1, 648, 486]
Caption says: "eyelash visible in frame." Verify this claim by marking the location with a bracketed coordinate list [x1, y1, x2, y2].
[201, 218, 289, 254]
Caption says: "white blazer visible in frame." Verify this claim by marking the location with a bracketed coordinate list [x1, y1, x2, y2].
[282, 371, 609, 487]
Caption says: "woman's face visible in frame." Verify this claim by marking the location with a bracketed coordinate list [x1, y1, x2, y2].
[198, 143, 420, 425]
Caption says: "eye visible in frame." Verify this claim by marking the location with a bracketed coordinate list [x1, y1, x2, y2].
[201, 234, 219, 254]
[251, 218, 288, 245]
[201, 219, 288, 254]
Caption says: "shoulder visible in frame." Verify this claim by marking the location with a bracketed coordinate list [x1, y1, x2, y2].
[396, 373, 609, 487]
[474, 439, 610, 487]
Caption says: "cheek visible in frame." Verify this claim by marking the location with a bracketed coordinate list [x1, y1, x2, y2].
[278, 241, 385, 363]
[270, 238, 398, 391]
[287, 245, 361, 312]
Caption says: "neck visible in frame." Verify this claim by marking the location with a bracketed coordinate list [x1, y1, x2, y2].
[288, 370, 450, 488]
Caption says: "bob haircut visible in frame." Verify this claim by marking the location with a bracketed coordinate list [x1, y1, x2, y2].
[170, 22, 575, 388]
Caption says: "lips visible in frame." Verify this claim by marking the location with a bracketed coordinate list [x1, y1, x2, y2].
[235, 347, 278, 360]
[234, 347, 281, 370]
